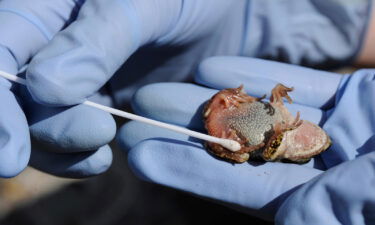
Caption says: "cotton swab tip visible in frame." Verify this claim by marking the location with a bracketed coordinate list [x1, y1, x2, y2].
[220, 139, 241, 152]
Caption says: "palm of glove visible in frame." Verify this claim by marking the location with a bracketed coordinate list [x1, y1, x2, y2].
[119, 57, 375, 222]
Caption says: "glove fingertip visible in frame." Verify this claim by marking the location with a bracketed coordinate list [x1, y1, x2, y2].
[81, 145, 113, 176]
[0, 88, 31, 178]
[30, 145, 113, 178]
[127, 141, 154, 182]
[196, 56, 239, 88]
[117, 121, 139, 152]
[0, 127, 30, 178]
[26, 65, 81, 106]
[0, 152, 29, 178]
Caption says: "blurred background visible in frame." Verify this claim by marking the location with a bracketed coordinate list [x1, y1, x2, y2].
[0, 144, 271, 225]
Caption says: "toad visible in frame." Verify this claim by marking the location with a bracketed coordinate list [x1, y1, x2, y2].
[203, 84, 331, 163]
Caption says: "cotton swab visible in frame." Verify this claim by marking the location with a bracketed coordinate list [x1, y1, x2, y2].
[0, 70, 241, 152]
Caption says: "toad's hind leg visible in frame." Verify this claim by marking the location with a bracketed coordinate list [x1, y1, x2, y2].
[270, 84, 294, 105]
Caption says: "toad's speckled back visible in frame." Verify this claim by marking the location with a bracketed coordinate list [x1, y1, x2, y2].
[225, 101, 283, 145]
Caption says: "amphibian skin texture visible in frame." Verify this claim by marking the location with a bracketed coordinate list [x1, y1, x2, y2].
[203, 84, 331, 163]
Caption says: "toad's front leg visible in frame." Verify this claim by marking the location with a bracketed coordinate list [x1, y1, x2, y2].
[269, 83, 301, 130]
[270, 84, 294, 105]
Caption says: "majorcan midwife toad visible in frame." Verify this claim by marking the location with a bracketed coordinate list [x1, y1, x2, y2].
[203, 84, 331, 163]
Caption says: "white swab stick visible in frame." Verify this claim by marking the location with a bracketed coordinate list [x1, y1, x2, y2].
[0, 70, 27, 85]
[84, 101, 241, 151]
[0, 70, 241, 152]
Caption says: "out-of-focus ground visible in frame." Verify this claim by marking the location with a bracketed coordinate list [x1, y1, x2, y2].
[0, 145, 271, 225]
[0, 167, 76, 218]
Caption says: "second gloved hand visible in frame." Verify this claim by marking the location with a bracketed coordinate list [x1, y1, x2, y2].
[0, 0, 115, 178]
[118, 57, 375, 222]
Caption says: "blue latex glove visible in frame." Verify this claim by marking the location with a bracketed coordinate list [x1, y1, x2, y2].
[24, 0, 371, 106]
[0, 0, 115, 178]
[118, 57, 375, 223]
[0, 0, 371, 177]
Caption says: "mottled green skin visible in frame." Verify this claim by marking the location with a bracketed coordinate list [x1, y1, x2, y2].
[225, 101, 283, 146]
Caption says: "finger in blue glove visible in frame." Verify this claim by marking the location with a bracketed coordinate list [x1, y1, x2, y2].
[276, 151, 375, 225]
[0, 84, 30, 177]
[30, 144, 113, 178]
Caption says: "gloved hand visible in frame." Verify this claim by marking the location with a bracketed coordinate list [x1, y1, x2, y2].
[0, 0, 115, 178]
[118, 56, 375, 223]
[25, 0, 371, 106]
[0, 0, 370, 177]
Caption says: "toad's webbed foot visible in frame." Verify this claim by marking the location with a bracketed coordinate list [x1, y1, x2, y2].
[270, 84, 294, 105]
